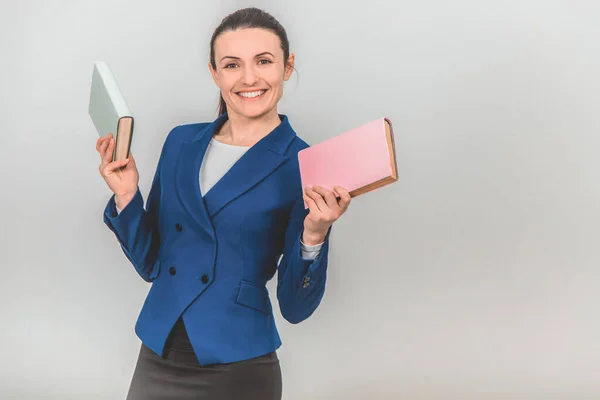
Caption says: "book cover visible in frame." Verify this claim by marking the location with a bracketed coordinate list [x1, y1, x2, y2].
[298, 117, 398, 208]
[88, 61, 134, 161]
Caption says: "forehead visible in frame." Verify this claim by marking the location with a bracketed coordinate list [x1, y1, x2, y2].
[214, 28, 283, 58]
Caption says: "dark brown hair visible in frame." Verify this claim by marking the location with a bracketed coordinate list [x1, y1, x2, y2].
[209, 7, 290, 116]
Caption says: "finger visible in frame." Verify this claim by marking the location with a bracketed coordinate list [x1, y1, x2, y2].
[122, 153, 137, 172]
[98, 139, 110, 163]
[104, 158, 130, 175]
[312, 186, 339, 210]
[98, 136, 108, 153]
[305, 187, 328, 213]
[96, 137, 104, 152]
[334, 186, 351, 211]
[96, 133, 112, 152]
[103, 158, 130, 176]
[101, 137, 115, 165]
[303, 193, 319, 214]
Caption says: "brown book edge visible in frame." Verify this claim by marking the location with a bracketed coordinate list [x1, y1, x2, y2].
[348, 118, 398, 197]
[113, 116, 134, 161]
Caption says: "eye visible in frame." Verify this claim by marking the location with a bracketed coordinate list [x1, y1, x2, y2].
[224, 63, 237, 69]
[258, 59, 272, 65]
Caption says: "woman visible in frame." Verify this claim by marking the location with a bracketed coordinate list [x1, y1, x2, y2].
[96, 7, 351, 400]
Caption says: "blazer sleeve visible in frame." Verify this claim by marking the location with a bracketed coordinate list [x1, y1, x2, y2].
[102, 138, 169, 282]
[276, 194, 333, 324]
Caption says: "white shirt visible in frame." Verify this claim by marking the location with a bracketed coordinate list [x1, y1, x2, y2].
[116, 138, 323, 259]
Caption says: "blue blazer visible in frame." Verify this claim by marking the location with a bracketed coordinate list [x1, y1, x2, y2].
[103, 113, 332, 365]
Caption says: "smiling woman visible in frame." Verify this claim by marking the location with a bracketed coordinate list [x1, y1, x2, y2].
[209, 8, 293, 120]
[207, 15, 296, 147]
[96, 6, 352, 400]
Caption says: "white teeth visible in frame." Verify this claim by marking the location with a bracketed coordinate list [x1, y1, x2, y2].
[238, 90, 265, 98]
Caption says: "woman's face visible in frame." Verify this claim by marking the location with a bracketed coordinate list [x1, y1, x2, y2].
[209, 28, 294, 120]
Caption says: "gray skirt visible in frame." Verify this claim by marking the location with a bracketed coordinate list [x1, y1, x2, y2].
[126, 318, 282, 400]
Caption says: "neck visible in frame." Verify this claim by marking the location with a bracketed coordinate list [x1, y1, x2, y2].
[217, 110, 282, 146]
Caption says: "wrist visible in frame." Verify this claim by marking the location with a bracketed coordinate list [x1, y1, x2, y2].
[114, 191, 136, 210]
[302, 229, 327, 246]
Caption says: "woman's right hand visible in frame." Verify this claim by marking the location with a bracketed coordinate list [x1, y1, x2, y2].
[97, 133, 139, 209]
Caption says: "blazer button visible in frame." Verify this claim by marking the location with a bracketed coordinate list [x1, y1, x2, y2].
[175, 223, 183, 232]
[201, 274, 209, 284]
[169, 266, 176, 276]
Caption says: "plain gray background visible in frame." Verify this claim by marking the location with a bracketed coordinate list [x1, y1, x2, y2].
[2, 0, 600, 398]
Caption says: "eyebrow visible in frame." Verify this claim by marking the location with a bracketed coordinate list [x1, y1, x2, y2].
[220, 52, 275, 62]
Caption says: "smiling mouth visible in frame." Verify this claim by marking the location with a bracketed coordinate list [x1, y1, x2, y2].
[237, 90, 267, 100]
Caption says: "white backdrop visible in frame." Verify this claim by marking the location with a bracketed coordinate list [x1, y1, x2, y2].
[2, 0, 600, 399]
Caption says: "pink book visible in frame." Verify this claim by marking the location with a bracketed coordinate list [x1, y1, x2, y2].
[298, 117, 398, 208]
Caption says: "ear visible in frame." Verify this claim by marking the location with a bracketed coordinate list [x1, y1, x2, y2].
[283, 53, 295, 81]
[208, 61, 220, 87]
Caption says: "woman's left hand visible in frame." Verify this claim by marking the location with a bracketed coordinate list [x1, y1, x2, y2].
[302, 185, 351, 245]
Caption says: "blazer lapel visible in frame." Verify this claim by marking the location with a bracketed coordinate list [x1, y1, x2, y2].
[203, 114, 296, 218]
[173, 118, 225, 239]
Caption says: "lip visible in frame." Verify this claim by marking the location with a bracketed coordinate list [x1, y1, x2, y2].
[236, 89, 268, 100]
[236, 89, 268, 94]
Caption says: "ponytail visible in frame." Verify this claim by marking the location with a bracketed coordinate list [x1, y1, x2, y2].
[218, 93, 227, 116]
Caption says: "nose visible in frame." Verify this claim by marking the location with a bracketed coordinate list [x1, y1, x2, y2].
[241, 64, 258, 86]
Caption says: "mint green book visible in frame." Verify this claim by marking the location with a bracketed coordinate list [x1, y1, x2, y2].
[88, 61, 134, 161]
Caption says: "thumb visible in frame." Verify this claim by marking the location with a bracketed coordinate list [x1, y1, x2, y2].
[105, 158, 130, 174]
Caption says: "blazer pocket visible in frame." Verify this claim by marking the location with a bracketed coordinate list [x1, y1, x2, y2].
[236, 280, 272, 315]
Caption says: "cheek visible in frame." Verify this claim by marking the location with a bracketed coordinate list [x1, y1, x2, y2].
[218, 73, 237, 92]
[266, 71, 285, 91]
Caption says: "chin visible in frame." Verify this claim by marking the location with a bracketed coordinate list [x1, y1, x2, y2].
[234, 104, 276, 120]
[227, 90, 281, 119]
